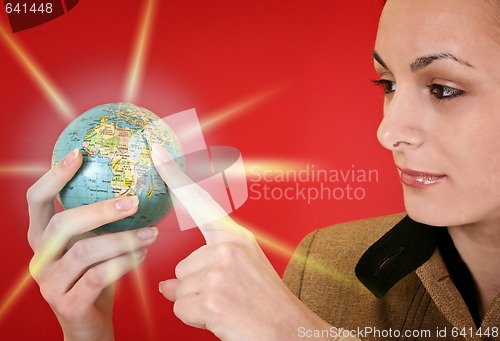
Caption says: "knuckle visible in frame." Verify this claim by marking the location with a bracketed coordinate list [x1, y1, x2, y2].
[26, 182, 45, 205]
[215, 242, 242, 261]
[200, 293, 223, 315]
[85, 267, 105, 288]
[127, 251, 145, 270]
[205, 268, 225, 288]
[27, 229, 37, 251]
[95, 202, 113, 218]
[39, 283, 58, 305]
[174, 262, 184, 279]
[26, 185, 37, 204]
[45, 212, 72, 239]
[172, 300, 188, 322]
[46, 213, 64, 233]
[28, 257, 40, 280]
[68, 240, 90, 262]
[120, 232, 139, 250]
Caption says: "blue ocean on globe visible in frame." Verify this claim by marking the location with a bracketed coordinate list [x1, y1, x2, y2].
[52, 102, 184, 234]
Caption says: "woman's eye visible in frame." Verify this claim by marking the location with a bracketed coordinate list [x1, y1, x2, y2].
[372, 79, 396, 94]
[427, 84, 465, 100]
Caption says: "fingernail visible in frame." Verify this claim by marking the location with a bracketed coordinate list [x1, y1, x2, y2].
[152, 143, 171, 163]
[63, 149, 79, 167]
[115, 196, 139, 211]
[136, 226, 158, 240]
[158, 281, 165, 293]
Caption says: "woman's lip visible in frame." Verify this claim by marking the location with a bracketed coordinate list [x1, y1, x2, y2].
[398, 168, 447, 188]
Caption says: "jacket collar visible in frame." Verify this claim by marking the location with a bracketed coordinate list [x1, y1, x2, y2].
[354, 215, 436, 298]
[417, 236, 500, 330]
[354, 215, 500, 330]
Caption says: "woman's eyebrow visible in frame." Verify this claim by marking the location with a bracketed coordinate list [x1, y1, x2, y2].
[410, 53, 474, 72]
[372, 51, 388, 69]
[373, 51, 475, 72]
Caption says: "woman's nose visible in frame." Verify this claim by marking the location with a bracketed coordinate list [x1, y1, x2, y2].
[377, 89, 426, 152]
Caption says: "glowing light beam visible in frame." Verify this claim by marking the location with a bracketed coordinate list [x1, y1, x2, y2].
[123, 0, 157, 102]
[132, 266, 156, 340]
[249, 225, 295, 259]
[0, 21, 76, 121]
[243, 159, 306, 177]
[0, 270, 32, 324]
[0, 163, 48, 175]
[240, 219, 362, 289]
[201, 87, 282, 132]
[0, 199, 73, 322]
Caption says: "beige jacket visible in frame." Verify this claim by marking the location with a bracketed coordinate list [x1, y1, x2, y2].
[283, 214, 500, 340]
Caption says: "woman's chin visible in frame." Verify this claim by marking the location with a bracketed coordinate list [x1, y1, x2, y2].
[404, 198, 454, 227]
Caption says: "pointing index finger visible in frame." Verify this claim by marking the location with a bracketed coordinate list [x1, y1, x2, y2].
[151, 144, 241, 244]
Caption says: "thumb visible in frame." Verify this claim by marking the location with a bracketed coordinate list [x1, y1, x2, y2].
[159, 279, 179, 301]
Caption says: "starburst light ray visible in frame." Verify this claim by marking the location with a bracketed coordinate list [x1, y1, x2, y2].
[0, 163, 48, 176]
[123, 0, 157, 102]
[1, 219, 71, 322]
[200, 87, 282, 132]
[0, 191, 71, 322]
[0, 270, 32, 324]
[0, 21, 76, 121]
[245, 222, 296, 258]
[239, 218, 362, 289]
[131, 265, 156, 339]
[242, 159, 306, 176]
[174, 88, 283, 146]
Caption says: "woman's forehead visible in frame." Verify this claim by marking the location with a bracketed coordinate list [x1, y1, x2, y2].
[379, 0, 497, 35]
[376, 0, 500, 64]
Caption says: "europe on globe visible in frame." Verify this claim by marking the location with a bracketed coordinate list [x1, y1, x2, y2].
[52, 102, 184, 234]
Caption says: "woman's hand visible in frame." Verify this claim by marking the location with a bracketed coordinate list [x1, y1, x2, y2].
[152, 144, 334, 341]
[27, 149, 159, 341]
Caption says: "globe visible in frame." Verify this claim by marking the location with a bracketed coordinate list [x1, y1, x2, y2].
[52, 102, 184, 234]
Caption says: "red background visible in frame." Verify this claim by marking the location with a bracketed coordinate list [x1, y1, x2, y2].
[0, 1, 403, 340]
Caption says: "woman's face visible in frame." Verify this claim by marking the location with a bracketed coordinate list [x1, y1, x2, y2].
[375, 0, 500, 228]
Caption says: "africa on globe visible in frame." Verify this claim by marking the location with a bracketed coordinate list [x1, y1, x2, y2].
[52, 102, 184, 234]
